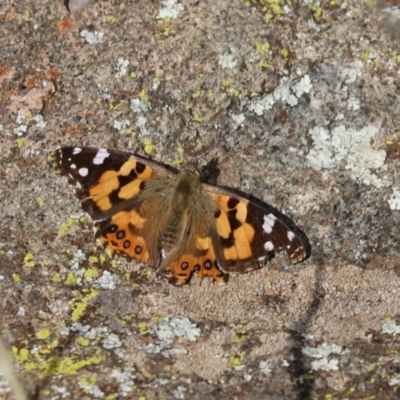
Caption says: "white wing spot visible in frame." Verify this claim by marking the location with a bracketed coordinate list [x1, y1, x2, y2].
[264, 241, 274, 251]
[79, 167, 89, 177]
[287, 231, 295, 242]
[70, 163, 76, 169]
[73, 147, 82, 155]
[93, 148, 110, 165]
[262, 213, 276, 234]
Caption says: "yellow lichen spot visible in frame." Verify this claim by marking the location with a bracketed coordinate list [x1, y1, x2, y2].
[138, 322, 149, 335]
[71, 302, 86, 322]
[88, 256, 99, 264]
[24, 252, 35, 268]
[313, 7, 322, 18]
[139, 88, 151, 106]
[260, 59, 272, 69]
[382, 316, 392, 323]
[58, 217, 78, 237]
[228, 351, 245, 367]
[48, 340, 59, 349]
[270, 3, 283, 15]
[256, 41, 270, 54]
[191, 113, 202, 122]
[65, 272, 77, 286]
[12, 274, 21, 282]
[131, 71, 137, 78]
[16, 137, 26, 148]
[234, 329, 248, 343]
[392, 55, 400, 63]
[38, 354, 105, 378]
[144, 138, 155, 155]
[71, 289, 99, 322]
[164, 364, 172, 372]
[365, 362, 378, 372]
[36, 329, 51, 340]
[105, 248, 113, 258]
[80, 374, 98, 387]
[106, 15, 116, 23]
[280, 48, 289, 61]
[364, 0, 376, 8]
[36, 197, 44, 207]
[84, 268, 99, 278]
[52, 273, 62, 283]
[138, 396, 147, 400]
[111, 260, 118, 268]
[361, 51, 370, 61]
[170, 148, 185, 166]
[124, 272, 131, 281]
[163, 27, 170, 36]
[105, 395, 117, 400]
[115, 317, 126, 325]
[347, 387, 356, 394]
[222, 78, 234, 87]
[76, 336, 90, 347]
[192, 89, 202, 99]
[109, 103, 119, 110]
[240, 319, 249, 325]
[23, 11, 31, 20]
[12, 347, 30, 363]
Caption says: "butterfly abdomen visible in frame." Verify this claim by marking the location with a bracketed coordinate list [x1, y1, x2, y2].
[158, 171, 200, 250]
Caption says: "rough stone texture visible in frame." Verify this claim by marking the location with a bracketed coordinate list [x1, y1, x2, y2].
[1, 0, 400, 399]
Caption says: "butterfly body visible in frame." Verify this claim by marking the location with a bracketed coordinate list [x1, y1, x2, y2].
[53, 147, 307, 284]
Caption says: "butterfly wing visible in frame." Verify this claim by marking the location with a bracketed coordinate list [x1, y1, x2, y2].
[156, 212, 228, 285]
[203, 184, 307, 273]
[53, 146, 175, 267]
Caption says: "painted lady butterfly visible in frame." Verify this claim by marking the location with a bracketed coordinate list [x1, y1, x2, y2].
[53, 147, 307, 284]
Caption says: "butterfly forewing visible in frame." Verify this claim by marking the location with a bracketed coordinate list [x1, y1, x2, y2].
[204, 187, 306, 273]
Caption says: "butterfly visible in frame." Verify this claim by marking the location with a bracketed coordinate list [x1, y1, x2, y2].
[53, 147, 307, 284]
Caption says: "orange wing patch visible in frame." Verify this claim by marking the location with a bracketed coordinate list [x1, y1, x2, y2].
[89, 158, 153, 211]
[98, 209, 150, 262]
[209, 194, 255, 261]
[161, 236, 226, 284]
